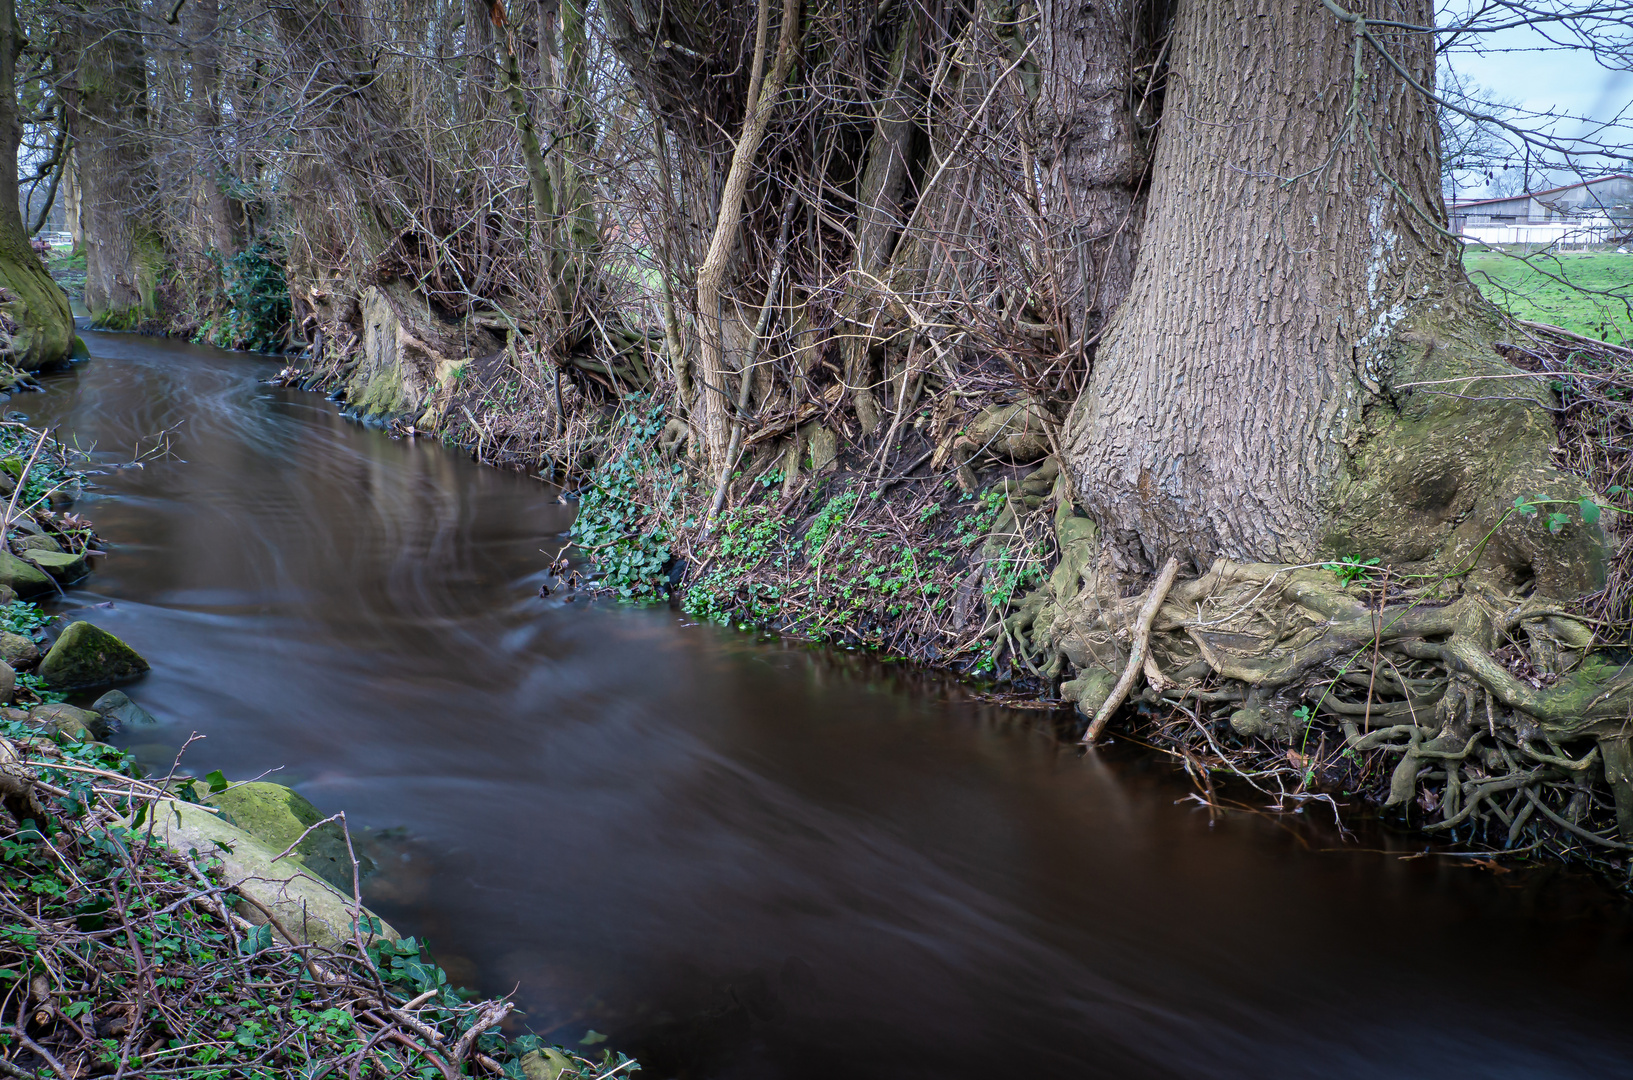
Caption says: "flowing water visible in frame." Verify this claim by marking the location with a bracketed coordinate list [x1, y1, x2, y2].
[14, 331, 1633, 1079]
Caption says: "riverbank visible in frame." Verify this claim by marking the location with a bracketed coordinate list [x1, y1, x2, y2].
[16, 321, 1633, 1077]
[284, 309, 1633, 894]
[0, 420, 637, 1080]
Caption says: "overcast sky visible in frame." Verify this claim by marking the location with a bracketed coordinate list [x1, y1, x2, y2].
[1453, 27, 1630, 125]
[1445, 17, 1631, 195]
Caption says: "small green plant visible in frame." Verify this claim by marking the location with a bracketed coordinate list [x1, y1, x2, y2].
[1510, 492, 1615, 534]
[14, 671, 67, 705]
[1324, 555, 1380, 586]
[804, 491, 859, 558]
[569, 399, 678, 600]
[0, 598, 50, 637]
[207, 242, 292, 353]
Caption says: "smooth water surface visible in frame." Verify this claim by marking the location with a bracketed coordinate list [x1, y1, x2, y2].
[16, 332, 1633, 1078]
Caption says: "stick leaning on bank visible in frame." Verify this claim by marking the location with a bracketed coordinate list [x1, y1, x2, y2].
[1083, 556, 1181, 744]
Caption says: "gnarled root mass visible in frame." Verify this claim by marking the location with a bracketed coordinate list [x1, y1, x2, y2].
[1041, 556, 1633, 878]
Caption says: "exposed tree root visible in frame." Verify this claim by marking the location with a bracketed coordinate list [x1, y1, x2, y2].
[1037, 550, 1633, 878]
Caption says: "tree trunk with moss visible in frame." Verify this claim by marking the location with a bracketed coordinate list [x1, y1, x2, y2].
[187, 0, 241, 263]
[64, 1, 158, 330]
[0, 0, 73, 367]
[1064, 0, 1601, 594]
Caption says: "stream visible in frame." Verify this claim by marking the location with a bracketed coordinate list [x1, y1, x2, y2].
[14, 330, 1633, 1078]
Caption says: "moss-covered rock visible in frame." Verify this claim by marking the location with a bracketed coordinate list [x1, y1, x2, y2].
[0, 660, 11, 704]
[39, 621, 150, 689]
[29, 701, 108, 741]
[141, 797, 398, 951]
[0, 630, 39, 667]
[206, 781, 372, 893]
[0, 550, 54, 597]
[14, 532, 63, 554]
[25, 548, 87, 582]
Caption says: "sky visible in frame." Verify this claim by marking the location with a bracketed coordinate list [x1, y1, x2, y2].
[1443, 15, 1632, 197]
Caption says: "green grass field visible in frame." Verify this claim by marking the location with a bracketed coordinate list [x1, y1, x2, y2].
[1463, 248, 1633, 345]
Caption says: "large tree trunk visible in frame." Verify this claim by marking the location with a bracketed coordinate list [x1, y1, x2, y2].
[1034, 0, 1149, 346]
[0, 0, 72, 367]
[65, 1, 156, 329]
[187, 0, 240, 262]
[1063, 0, 1601, 595]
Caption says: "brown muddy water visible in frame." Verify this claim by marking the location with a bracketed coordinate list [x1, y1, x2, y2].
[14, 331, 1633, 1078]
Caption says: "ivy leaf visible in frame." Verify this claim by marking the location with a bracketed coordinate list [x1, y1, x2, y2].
[205, 770, 229, 795]
[239, 922, 274, 956]
[1580, 498, 1602, 525]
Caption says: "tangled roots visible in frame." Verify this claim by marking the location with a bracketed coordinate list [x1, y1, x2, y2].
[1044, 559, 1633, 864]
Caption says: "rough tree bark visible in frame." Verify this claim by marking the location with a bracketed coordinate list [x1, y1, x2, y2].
[1064, 0, 1601, 596]
[0, 0, 72, 367]
[186, 0, 240, 262]
[64, 0, 156, 329]
[1034, 0, 1149, 346]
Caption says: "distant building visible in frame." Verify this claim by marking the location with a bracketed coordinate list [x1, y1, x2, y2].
[1451, 174, 1632, 246]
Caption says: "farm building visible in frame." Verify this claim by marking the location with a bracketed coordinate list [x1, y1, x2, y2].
[1452, 174, 1633, 245]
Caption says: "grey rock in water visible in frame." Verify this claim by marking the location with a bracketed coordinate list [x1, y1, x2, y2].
[92, 689, 159, 729]
[0, 630, 39, 667]
[29, 702, 109, 741]
[39, 621, 150, 690]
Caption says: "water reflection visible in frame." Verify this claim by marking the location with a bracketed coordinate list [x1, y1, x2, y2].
[13, 332, 1633, 1079]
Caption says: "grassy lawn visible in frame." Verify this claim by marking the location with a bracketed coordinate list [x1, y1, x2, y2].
[1463, 247, 1633, 345]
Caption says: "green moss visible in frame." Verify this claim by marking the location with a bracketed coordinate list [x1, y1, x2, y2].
[39, 620, 151, 689]
[207, 781, 369, 893]
[1324, 308, 1605, 596]
[0, 244, 75, 369]
[0, 549, 54, 597]
[91, 304, 146, 331]
[351, 365, 414, 418]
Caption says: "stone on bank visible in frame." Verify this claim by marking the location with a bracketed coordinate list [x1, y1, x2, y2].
[0, 550, 54, 597]
[140, 796, 399, 952]
[39, 620, 150, 689]
[25, 548, 89, 582]
[0, 629, 41, 667]
[206, 780, 372, 893]
[28, 701, 109, 741]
